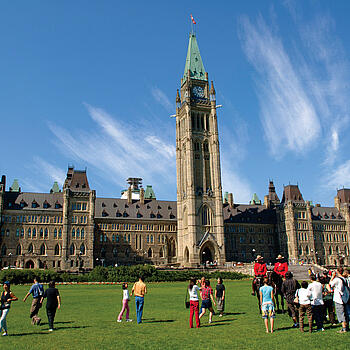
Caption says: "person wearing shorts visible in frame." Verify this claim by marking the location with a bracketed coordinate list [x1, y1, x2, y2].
[199, 280, 216, 324]
[259, 277, 275, 333]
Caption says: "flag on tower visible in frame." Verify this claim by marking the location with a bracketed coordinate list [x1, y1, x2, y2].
[190, 14, 196, 24]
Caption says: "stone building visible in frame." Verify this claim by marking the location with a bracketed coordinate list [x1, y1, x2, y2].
[0, 32, 349, 270]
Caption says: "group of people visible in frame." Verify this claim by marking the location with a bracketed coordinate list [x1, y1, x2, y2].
[187, 277, 225, 328]
[0, 277, 61, 335]
[253, 253, 350, 334]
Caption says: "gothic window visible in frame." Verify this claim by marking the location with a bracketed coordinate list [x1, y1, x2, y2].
[148, 248, 153, 258]
[40, 228, 43, 238]
[28, 243, 33, 253]
[54, 228, 57, 238]
[81, 228, 85, 239]
[72, 228, 75, 238]
[44, 228, 48, 239]
[33, 228, 36, 238]
[80, 243, 85, 255]
[70, 244, 75, 256]
[113, 247, 118, 257]
[329, 246, 332, 255]
[201, 114, 204, 129]
[20, 228, 24, 238]
[201, 205, 212, 226]
[184, 246, 189, 263]
[159, 247, 164, 258]
[58, 229, 62, 238]
[76, 228, 80, 239]
[16, 244, 22, 256]
[54, 244, 60, 256]
[336, 246, 339, 254]
[40, 244, 46, 256]
[1, 245, 7, 256]
[305, 245, 309, 255]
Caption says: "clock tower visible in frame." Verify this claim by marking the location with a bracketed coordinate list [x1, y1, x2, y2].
[176, 32, 226, 267]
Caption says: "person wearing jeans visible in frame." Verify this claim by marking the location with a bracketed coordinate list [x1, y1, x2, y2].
[131, 276, 147, 324]
[188, 278, 200, 328]
[0, 281, 18, 336]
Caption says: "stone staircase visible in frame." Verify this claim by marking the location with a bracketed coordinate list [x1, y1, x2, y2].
[288, 264, 324, 280]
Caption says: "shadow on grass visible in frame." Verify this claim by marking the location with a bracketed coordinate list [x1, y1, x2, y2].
[201, 323, 230, 327]
[55, 325, 91, 330]
[224, 312, 245, 316]
[10, 332, 47, 337]
[143, 320, 175, 323]
[214, 318, 235, 323]
[40, 321, 74, 326]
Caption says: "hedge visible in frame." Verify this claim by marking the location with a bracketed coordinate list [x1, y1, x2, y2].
[0, 265, 248, 285]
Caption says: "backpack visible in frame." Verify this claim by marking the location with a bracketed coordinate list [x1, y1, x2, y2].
[339, 277, 350, 304]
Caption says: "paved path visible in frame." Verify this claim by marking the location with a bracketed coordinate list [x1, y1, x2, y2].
[288, 264, 323, 280]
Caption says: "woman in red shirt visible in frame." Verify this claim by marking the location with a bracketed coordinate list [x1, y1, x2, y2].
[199, 280, 216, 324]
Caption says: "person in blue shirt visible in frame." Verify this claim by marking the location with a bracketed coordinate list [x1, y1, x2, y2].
[259, 277, 276, 333]
[23, 277, 44, 325]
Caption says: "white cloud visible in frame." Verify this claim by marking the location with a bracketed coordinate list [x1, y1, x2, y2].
[221, 164, 252, 204]
[33, 157, 66, 186]
[48, 104, 176, 193]
[239, 16, 321, 158]
[324, 160, 350, 190]
[151, 87, 173, 112]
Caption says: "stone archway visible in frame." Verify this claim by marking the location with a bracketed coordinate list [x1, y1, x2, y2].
[200, 241, 216, 265]
[25, 260, 34, 269]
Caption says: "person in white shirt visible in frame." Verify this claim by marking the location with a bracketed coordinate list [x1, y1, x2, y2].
[307, 275, 324, 331]
[329, 267, 349, 333]
[188, 279, 201, 328]
[117, 283, 132, 322]
[296, 281, 313, 333]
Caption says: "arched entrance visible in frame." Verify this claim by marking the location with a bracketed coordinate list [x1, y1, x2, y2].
[200, 242, 216, 265]
[25, 260, 34, 269]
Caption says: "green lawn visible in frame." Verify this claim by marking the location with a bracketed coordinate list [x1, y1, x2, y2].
[0, 280, 348, 350]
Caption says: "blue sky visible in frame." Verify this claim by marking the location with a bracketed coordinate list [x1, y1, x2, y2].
[1, 0, 350, 206]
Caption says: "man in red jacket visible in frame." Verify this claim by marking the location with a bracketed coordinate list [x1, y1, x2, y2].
[274, 254, 288, 278]
[252, 255, 267, 295]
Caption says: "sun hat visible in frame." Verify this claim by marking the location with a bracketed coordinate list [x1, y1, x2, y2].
[276, 254, 284, 260]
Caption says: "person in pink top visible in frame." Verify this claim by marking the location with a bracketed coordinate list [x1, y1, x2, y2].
[117, 283, 132, 323]
[199, 280, 216, 324]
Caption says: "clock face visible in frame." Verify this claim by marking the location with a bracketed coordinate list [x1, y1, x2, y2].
[192, 86, 204, 98]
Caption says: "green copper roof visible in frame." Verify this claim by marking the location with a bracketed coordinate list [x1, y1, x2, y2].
[183, 33, 207, 81]
[10, 179, 20, 192]
[250, 193, 261, 205]
[51, 182, 60, 193]
[145, 185, 156, 199]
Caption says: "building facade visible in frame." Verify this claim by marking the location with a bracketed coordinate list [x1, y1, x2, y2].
[0, 33, 349, 270]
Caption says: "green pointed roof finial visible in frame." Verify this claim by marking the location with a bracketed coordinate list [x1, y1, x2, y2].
[10, 179, 20, 192]
[51, 181, 60, 193]
[145, 185, 156, 199]
[250, 193, 261, 205]
[183, 33, 207, 81]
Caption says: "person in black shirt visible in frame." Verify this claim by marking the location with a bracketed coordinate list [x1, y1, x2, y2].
[40, 281, 61, 332]
[215, 277, 225, 317]
[281, 271, 300, 328]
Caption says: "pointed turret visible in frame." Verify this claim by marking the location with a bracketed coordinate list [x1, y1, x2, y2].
[183, 33, 207, 81]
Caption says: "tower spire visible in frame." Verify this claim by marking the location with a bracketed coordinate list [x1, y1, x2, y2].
[183, 33, 207, 81]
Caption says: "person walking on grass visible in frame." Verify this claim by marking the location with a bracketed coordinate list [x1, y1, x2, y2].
[131, 276, 147, 324]
[117, 283, 132, 323]
[0, 281, 18, 336]
[329, 267, 349, 333]
[281, 271, 300, 328]
[23, 276, 44, 326]
[188, 279, 200, 328]
[40, 281, 61, 332]
[259, 277, 275, 333]
[307, 275, 324, 331]
[215, 277, 225, 317]
[199, 280, 216, 324]
[297, 281, 313, 333]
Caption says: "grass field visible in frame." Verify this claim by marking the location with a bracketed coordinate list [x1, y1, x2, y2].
[0, 280, 348, 350]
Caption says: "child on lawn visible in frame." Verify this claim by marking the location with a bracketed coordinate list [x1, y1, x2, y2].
[117, 283, 132, 322]
[259, 277, 276, 333]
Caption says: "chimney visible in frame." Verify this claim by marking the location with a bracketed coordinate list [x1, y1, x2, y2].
[334, 196, 340, 210]
[228, 193, 233, 208]
[140, 187, 145, 205]
[127, 186, 132, 204]
[264, 195, 269, 208]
